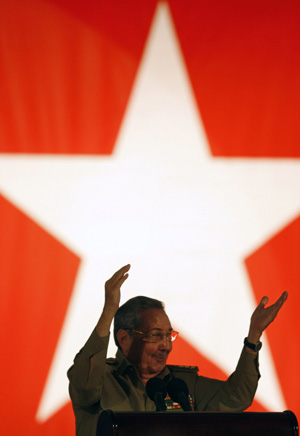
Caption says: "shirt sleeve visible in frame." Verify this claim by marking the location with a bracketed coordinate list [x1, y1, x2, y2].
[194, 347, 260, 412]
[67, 329, 110, 408]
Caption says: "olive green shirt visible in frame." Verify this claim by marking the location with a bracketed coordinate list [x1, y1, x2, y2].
[67, 329, 260, 436]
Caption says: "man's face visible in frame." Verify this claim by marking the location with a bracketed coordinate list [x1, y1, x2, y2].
[126, 308, 173, 379]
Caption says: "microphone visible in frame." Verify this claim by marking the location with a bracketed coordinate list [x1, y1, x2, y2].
[146, 377, 167, 411]
[167, 378, 192, 411]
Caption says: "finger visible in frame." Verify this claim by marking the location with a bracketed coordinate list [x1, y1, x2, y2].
[110, 264, 131, 283]
[259, 296, 269, 308]
[273, 291, 288, 310]
[280, 291, 288, 302]
[118, 273, 129, 287]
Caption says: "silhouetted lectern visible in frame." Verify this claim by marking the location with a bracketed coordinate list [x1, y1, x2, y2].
[97, 410, 298, 436]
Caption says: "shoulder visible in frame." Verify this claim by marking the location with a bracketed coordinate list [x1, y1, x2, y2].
[167, 364, 199, 374]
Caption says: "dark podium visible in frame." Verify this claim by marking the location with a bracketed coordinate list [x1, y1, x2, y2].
[97, 410, 298, 436]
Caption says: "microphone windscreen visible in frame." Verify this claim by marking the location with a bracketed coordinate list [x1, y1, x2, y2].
[146, 377, 167, 401]
[167, 377, 189, 403]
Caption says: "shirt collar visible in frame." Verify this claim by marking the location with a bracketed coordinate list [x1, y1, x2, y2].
[115, 348, 137, 376]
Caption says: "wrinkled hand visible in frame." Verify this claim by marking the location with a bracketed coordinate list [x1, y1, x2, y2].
[104, 264, 131, 313]
[248, 291, 288, 343]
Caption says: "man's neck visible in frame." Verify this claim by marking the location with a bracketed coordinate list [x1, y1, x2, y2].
[139, 372, 160, 385]
[134, 364, 166, 385]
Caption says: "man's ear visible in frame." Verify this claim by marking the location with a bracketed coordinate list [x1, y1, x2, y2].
[116, 329, 133, 356]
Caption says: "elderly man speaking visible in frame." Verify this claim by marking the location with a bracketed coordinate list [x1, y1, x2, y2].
[67, 264, 288, 436]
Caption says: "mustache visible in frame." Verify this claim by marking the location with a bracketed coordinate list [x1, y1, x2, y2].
[154, 351, 169, 357]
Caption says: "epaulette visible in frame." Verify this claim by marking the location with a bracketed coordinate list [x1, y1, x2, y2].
[167, 364, 199, 373]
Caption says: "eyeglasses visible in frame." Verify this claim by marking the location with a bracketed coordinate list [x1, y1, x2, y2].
[130, 329, 179, 343]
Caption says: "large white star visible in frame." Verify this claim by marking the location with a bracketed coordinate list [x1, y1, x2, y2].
[1, 2, 300, 421]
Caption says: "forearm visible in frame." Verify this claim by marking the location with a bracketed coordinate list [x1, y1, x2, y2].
[95, 305, 116, 337]
[67, 330, 110, 408]
[196, 347, 260, 412]
[219, 347, 260, 410]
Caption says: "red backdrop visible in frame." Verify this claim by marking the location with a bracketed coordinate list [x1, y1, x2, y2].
[0, 1, 299, 434]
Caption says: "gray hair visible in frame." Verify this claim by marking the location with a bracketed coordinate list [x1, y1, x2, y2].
[113, 296, 164, 348]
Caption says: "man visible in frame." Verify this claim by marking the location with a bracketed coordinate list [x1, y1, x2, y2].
[67, 264, 288, 436]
